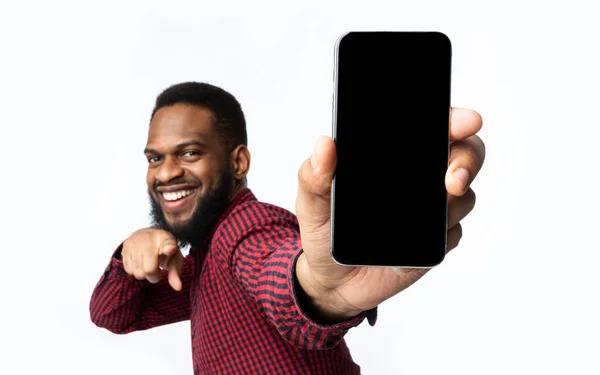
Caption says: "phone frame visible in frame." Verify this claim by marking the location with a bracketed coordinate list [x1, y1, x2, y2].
[329, 31, 452, 269]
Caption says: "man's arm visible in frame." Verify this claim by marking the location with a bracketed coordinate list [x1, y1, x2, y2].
[212, 203, 375, 350]
[89, 245, 194, 334]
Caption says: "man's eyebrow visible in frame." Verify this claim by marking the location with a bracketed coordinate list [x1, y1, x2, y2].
[176, 141, 207, 150]
[144, 141, 207, 155]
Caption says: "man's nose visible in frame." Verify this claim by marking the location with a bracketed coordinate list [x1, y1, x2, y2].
[155, 156, 184, 184]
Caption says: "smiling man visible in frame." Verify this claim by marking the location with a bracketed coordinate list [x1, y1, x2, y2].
[146, 101, 241, 255]
[90, 81, 486, 374]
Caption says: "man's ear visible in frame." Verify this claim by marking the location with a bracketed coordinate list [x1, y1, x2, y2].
[230, 144, 250, 181]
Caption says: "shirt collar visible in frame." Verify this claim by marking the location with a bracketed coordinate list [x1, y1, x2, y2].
[194, 187, 257, 250]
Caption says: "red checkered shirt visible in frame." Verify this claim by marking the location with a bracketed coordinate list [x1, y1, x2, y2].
[90, 188, 377, 374]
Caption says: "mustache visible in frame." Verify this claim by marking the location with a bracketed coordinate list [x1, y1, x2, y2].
[153, 177, 202, 190]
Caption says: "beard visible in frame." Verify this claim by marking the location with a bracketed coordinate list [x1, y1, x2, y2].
[148, 166, 234, 249]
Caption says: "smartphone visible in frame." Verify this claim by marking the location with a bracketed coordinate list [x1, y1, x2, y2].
[330, 31, 452, 268]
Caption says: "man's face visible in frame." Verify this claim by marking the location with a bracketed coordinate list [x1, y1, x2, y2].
[145, 103, 234, 247]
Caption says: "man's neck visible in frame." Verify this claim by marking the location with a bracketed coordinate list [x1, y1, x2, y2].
[230, 181, 248, 202]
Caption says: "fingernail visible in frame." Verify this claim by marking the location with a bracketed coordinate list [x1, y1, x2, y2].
[452, 168, 470, 191]
[392, 267, 403, 275]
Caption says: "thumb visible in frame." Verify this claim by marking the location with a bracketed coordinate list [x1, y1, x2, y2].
[160, 238, 179, 257]
[296, 135, 336, 235]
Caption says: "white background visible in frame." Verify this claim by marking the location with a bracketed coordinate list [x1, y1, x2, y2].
[1, 0, 598, 374]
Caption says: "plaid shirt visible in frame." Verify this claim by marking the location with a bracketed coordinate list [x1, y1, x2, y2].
[90, 188, 377, 374]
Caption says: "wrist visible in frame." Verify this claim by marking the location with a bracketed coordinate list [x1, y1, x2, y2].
[295, 252, 362, 322]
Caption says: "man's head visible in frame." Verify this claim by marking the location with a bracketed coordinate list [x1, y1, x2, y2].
[145, 82, 250, 248]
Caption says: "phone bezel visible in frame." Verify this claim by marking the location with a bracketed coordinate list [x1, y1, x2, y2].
[329, 31, 451, 269]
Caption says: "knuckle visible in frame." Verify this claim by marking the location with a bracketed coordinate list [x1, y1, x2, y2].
[146, 271, 160, 282]
[468, 136, 486, 163]
[143, 262, 157, 274]
[297, 159, 311, 184]
[121, 242, 131, 257]
[461, 143, 481, 162]
[464, 188, 476, 208]
[454, 223, 463, 237]
[447, 224, 463, 249]
[157, 231, 174, 245]
[453, 138, 483, 159]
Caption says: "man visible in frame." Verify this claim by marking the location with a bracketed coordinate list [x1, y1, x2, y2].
[90, 82, 485, 374]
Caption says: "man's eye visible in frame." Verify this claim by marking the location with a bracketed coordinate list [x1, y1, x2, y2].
[183, 151, 199, 157]
[148, 156, 160, 163]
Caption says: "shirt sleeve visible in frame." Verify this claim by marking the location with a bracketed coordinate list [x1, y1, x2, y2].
[89, 244, 194, 334]
[212, 202, 377, 350]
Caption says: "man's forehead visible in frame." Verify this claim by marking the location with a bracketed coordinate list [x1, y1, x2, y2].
[148, 104, 215, 141]
[151, 104, 214, 127]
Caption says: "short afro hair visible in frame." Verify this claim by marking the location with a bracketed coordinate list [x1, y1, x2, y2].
[151, 82, 247, 150]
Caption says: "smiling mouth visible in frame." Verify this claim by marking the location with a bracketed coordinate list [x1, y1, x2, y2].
[162, 188, 197, 201]
[159, 188, 199, 212]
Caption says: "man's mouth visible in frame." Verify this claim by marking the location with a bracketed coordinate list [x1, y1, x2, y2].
[162, 188, 196, 201]
[158, 188, 199, 212]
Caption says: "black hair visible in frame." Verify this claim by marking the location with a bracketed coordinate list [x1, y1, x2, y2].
[151, 82, 247, 150]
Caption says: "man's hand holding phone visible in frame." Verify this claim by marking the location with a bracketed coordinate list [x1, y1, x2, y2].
[295, 107, 485, 322]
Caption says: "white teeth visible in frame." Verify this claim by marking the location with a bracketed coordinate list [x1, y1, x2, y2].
[162, 189, 195, 202]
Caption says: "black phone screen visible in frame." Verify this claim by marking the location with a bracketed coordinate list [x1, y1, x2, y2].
[331, 31, 452, 267]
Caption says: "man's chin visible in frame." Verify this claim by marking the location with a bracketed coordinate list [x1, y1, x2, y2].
[161, 199, 196, 217]
[164, 215, 193, 232]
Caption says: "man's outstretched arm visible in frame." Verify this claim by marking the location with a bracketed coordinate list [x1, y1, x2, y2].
[90, 229, 194, 333]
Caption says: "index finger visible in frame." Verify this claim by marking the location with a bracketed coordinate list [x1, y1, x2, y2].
[450, 107, 483, 142]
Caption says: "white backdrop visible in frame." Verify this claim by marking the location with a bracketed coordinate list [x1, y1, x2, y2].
[1, 0, 599, 374]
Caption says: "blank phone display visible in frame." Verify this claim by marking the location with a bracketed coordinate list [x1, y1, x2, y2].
[331, 31, 452, 267]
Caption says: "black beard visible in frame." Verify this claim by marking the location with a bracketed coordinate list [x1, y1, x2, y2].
[148, 167, 234, 249]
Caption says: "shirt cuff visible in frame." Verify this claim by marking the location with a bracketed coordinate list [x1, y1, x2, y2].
[103, 243, 140, 281]
[291, 252, 377, 327]
[286, 241, 377, 348]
